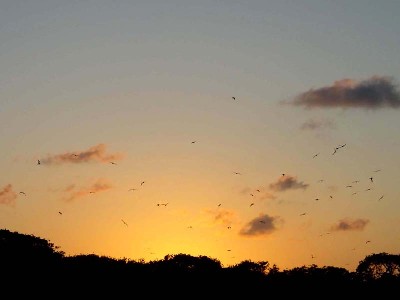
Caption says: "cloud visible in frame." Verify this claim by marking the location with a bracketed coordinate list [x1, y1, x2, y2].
[206, 209, 236, 227]
[269, 175, 309, 192]
[330, 218, 369, 231]
[300, 118, 335, 131]
[40, 143, 124, 165]
[287, 76, 400, 110]
[0, 184, 17, 206]
[239, 213, 283, 237]
[63, 179, 113, 202]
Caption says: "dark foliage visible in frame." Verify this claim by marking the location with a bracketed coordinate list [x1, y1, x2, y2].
[1, 228, 400, 297]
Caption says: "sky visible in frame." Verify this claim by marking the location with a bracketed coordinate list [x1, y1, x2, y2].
[1, 0, 400, 271]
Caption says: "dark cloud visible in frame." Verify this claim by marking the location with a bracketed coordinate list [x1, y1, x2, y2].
[300, 118, 335, 131]
[0, 184, 17, 206]
[269, 175, 309, 192]
[288, 76, 400, 110]
[63, 178, 113, 202]
[239, 214, 283, 237]
[40, 143, 124, 165]
[330, 218, 369, 231]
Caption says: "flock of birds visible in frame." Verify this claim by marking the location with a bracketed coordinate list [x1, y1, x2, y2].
[25, 95, 387, 265]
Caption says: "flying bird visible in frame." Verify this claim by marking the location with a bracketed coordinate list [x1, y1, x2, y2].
[191, 141, 196, 144]
[232, 96, 236, 100]
[233, 172, 241, 175]
[366, 240, 371, 244]
[110, 161, 117, 165]
[19, 191, 26, 196]
[300, 212, 306, 216]
[128, 188, 136, 191]
[141, 181, 145, 186]
[217, 203, 221, 207]
[256, 189, 260, 192]
[58, 211, 62, 215]
[313, 153, 319, 158]
[259, 220, 266, 224]
[37, 159, 41, 165]
[227, 226, 231, 229]
[369, 177, 373, 183]
[250, 203, 254, 207]
[378, 195, 384, 201]
[121, 219, 128, 227]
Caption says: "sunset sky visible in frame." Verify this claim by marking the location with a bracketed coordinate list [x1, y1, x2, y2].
[1, 1, 400, 271]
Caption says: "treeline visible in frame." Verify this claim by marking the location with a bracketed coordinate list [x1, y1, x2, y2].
[1, 228, 399, 296]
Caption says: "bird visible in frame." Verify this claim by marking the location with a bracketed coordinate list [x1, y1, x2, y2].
[366, 240, 371, 244]
[373, 169, 381, 172]
[233, 172, 241, 175]
[332, 148, 337, 155]
[19, 191, 26, 196]
[121, 219, 128, 227]
[128, 188, 136, 191]
[232, 96, 236, 100]
[217, 203, 221, 207]
[314, 198, 320, 201]
[352, 180, 360, 184]
[227, 226, 231, 229]
[369, 177, 373, 183]
[329, 195, 333, 199]
[256, 189, 261, 192]
[346, 185, 353, 188]
[259, 220, 266, 224]
[311, 254, 315, 259]
[37, 159, 41, 165]
[141, 181, 145, 186]
[250, 193, 254, 197]
[191, 141, 196, 144]
[317, 179, 324, 183]
[378, 195, 384, 201]
[89, 191, 95, 194]
[110, 161, 117, 165]
[250, 203, 254, 207]
[365, 188, 372, 191]
[187, 226, 193, 229]
[352, 192, 358, 196]
[227, 249, 231, 251]
[313, 153, 319, 158]
[300, 212, 306, 216]
[58, 211, 62, 215]
[281, 173, 285, 177]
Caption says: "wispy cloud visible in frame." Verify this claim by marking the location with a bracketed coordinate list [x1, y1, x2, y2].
[300, 118, 336, 131]
[63, 178, 113, 202]
[330, 218, 369, 231]
[0, 184, 17, 206]
[269, 175, 309, 192]
[239, 213, 283, 237]
[205, 208, 238, 228]
[40, 143, 124, 165]
[287, 76, 400, 110]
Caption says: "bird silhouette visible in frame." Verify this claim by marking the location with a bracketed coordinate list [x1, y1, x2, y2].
[369, 177, 373, 183]
[300, 212, 306, 216]
[250, 203, 254, 207]
[19, 191, 26, 196]
[366, 240, 371, 244]
[141, 181, 145, 186]
[256, 189, 261, 192]
[313, 153, 319, 158]
[217, 203, 221, 207]
[121, 219, 128, 227]
[233, 172, 241, 175]
[128, 188, 136, 191]
[58, 211, 62, 215]
[232, 96, 236, 100]
[37, 159, 41, 165]
[378, 195, 384, 201]
[227, 226, 231, 229]
[110, 161, 117, 165]
[191, 141, 196, 144]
